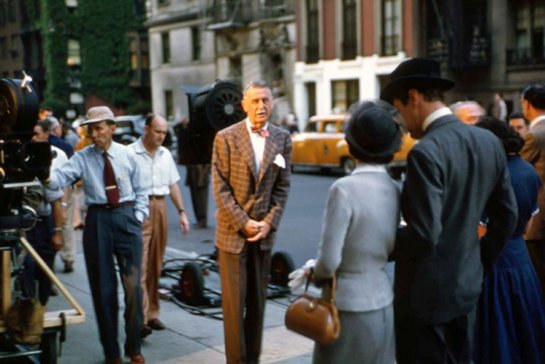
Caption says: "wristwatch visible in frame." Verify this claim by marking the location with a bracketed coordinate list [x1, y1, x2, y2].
[178, 208, 185, 214]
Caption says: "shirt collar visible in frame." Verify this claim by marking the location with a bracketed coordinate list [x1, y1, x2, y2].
[351, 163, 388, 175]
[530, 115, 545, 129]
[423, 107, 452, 132]
[245, 118, 269, 134]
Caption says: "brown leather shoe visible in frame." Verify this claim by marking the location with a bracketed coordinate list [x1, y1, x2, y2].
[147, 318, 166, 330]
[105, 358, 122, 364]
[141, 324, 152, 338]
[128, 354, 145, 364]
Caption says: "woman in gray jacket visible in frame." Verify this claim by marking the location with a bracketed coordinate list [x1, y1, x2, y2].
[312, 101, 402, 364]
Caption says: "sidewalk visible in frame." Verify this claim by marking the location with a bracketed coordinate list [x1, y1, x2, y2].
[47, 229, 313, 363]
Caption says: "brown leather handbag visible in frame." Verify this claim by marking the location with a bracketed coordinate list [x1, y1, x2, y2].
[284, 274, 340, 345]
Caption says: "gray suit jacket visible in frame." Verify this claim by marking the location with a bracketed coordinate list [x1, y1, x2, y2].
[212, 120, 292, 254]
[394, 115, 517, 324]
[313, 165, 400, 312]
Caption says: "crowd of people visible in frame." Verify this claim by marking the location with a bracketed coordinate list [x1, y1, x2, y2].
[291, 58, 545, 364]
[21, 62, 545, 364]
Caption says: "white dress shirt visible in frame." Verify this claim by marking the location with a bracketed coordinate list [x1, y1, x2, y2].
[245, 118, 269, 171]
[128, 138, 180, 196]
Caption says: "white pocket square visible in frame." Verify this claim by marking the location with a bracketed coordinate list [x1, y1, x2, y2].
[273, 153, 286, 169]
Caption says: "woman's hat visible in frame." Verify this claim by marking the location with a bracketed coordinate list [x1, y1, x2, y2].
[81, 106, 116, 125]
[380, 58, 454, 104]
[345, 104, 401, 161]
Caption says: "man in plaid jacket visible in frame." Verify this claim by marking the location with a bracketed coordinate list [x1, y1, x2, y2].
[212, 80, 292, 364]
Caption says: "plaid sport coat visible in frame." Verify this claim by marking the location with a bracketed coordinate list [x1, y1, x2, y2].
[212, 120, 292, 254]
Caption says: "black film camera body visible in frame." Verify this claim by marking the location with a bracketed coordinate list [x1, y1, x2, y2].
[178, 80, 246, 165]
[0, 77, 52, 231]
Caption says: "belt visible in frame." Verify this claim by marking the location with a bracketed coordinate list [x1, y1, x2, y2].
[88, 201, 135, 210]
[148, 195, 165, 200]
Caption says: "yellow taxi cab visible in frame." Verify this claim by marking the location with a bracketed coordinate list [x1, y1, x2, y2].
[291, 114, 415, 177]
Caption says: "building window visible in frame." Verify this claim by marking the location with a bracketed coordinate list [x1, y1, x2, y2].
[67, 39, 81, 66]
[305, 82, 316, 121]
[0, 2, 6, 26]
[0, 37, 6, 59]
[229, 56, 242, 86]
[191, 26, 201, 61]
[510, 1, 545, 65]
[161, 32, 170, 64]
[306, 0, 319, 63]
[381, 0, 401, 56]
[331, 79, 359, 113]
[164, 90, 174, 119]
[341, 0, 357, 60]
[7, 0, 15, 22]
[10, 34, 18, 58]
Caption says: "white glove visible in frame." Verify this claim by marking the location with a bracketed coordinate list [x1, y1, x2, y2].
[288, 259, 316, 291]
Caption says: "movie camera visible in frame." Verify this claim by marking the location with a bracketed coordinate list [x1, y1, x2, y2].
[0, 75, 52, 232]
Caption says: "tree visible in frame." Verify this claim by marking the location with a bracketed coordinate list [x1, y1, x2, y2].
[78, 0, 142, 109]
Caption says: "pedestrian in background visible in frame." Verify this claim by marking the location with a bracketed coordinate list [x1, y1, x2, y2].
[520, 83, 545, 297]
[128, 113, 190, 338]
[41, 115, 77, 274]
[474, 116, 545, 364]
[212, 80, 291, 364]
[508, 111, 529, 137]
[22, 119, 67, 305]
[450, 100, 485, 125]
[381, 58, 517, 363]
[174, 117, 211, 229]
[294, 100, 401, 364]
[47, 106, 147, 364]
[491, 91, 508, 121]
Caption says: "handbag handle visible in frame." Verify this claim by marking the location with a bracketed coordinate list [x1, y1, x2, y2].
[304, 270, 336, 304]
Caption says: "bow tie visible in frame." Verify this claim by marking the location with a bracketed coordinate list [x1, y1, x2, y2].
[251, 127, 269, 138]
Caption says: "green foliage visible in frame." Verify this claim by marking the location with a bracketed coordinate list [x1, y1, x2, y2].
[41, 0, 69, 110]
[78, 0, 140, 108]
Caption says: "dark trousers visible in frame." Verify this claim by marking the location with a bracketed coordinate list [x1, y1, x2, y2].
[186, 164, 210, 226]
[83, 205, 143, 359]
[23, 216, 55, 306]
[218, 245, 271, 364]
[395, 296, 476, 364]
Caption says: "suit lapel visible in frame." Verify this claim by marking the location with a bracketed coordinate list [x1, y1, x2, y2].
[236, 122, 258, 180]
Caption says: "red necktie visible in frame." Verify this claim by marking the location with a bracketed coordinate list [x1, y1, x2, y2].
[103, 152, 120, 206]
[251, 127, 269, 138]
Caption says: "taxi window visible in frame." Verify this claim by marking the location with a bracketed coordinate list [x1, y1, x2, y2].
[324, 122, 338, 133]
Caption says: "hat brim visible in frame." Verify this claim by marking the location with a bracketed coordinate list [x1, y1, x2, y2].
[345, 131, 401, 160]
[81, 117, 116, 126]
[380, 76, 454, 104]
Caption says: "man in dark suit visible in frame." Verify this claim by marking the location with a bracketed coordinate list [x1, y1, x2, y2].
[381, 58, 517, 363]
[211, 80, 291, 363]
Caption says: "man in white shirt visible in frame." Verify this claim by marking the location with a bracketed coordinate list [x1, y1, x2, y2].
[128, 114, 190, 337]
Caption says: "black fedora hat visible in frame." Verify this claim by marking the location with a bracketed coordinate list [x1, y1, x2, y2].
[380, 58, 454, 104]
[345, 104, 401, 162]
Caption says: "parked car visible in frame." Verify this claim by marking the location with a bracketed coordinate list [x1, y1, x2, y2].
[113, 115, 143, 145]
[291, 114, 415, 177]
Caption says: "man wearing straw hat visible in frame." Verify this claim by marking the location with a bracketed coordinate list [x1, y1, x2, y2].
[46, 106, 147, 364]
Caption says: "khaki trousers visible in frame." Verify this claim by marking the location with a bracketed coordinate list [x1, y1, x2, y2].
[141, 198, 168, 322]
[60, 186, 76, 263]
